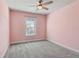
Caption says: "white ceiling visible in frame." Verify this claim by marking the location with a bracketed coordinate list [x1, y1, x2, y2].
[6, 0, 76, 15]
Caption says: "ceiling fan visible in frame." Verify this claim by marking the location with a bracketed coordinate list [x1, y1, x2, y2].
[31, 0, 53, 10]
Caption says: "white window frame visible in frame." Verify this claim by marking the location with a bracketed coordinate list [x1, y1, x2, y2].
[25, 17, 37, 36]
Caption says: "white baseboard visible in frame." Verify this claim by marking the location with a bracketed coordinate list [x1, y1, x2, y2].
[48, 39, 79, 54]
[1, 45, 9, 58]
[11, 39, 46, 45]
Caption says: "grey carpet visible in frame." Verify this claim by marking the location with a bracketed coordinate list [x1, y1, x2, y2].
[4, 40, 79, 58]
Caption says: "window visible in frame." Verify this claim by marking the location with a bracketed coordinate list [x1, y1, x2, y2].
[25, 18, 36, 36]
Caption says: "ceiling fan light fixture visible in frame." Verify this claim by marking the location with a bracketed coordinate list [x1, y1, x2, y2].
[37, 6, 42, 9]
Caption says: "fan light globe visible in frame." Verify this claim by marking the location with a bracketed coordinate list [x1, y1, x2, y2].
[37, 6, 42, 9]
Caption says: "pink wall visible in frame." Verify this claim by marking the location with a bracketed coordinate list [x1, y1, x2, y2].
[47, 0, 79, 52]
[10, 10, 46, 44]
[0, 0, 9, 57]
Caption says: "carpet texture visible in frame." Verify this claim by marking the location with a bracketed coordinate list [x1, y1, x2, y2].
[4, 41, 79, 58]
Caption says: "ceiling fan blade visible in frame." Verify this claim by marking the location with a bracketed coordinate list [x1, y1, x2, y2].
[42, 6, 48, 10]
[42, 1, 53, 5]
[29, 5, 36, 7]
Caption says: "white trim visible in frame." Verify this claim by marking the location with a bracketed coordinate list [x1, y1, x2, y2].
[11, 39, 46, 45]
[47, 39, 79, 54]
[1, 45, 9, 58]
